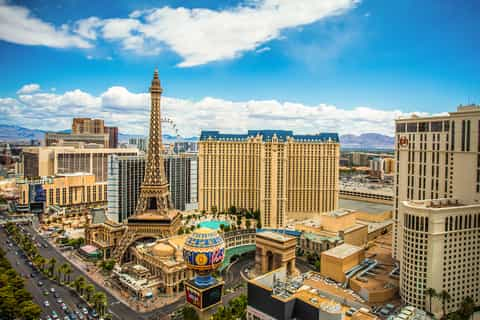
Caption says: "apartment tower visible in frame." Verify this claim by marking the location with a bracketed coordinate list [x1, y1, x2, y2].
[199, 130, 339, 228]
[393, 105, 480, 314]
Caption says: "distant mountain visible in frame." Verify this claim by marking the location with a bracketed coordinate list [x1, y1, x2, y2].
[0, 124, 46, 142]
[0, 124, 198, 144]
[339, 133, 394, 150]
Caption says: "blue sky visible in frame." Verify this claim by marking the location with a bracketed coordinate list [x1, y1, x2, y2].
[0, 0, 479, 136]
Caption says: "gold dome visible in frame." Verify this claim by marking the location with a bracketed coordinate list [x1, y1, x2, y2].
[151, 242, 175, 257]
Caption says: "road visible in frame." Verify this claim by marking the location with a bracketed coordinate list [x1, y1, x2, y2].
[5, 223, 251, 320]
[0, 225, 88, 320]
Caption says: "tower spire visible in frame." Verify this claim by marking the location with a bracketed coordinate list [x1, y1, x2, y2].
[134, 69, 172, 215]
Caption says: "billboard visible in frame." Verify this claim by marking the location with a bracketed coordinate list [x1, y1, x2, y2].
[185, 285, 201, 308]
[202, 283, 223, 309]
[29, 184, 46, 203]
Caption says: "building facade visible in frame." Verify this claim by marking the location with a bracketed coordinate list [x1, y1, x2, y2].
[399, 199, 480, 314]
[45, 132, 110, 148]
[17, 173, 107, 211]
[165, 153, 198, 211]
[393, 105, 480, 312]
[21, 146, 139, 182]
[199, 130, 339, 228]
[107, 155, 146, 223]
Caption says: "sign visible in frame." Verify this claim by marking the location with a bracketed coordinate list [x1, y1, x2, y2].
[184, 247, 225, 268]
[399, 136, 408, 147]
[201, 283, 223, 309]
[185, 285, 201, 308]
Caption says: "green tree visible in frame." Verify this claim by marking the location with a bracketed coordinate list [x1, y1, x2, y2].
[74, 276, 86, 295]
[437, 290, 451, 320]
[85, 283, 95, 302]
[19, 301, 42, 320]
[425, 288, 437, 315]
[228, 206, 237, 216]
[245, 219, 252, 229]
[236, 216, 242, 228]
[48, 257, 56, 278]
[64, 264, 73, 284]
[211, 205, 217, 215]
[458, 296, 475, 320]
[92, 292, 107, 316]
[182, 306, 199, 320]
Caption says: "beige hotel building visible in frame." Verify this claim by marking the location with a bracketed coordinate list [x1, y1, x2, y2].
[393, 105, 480, 313]
[21, 146, 139, 182]
[198, 130, 339, 228]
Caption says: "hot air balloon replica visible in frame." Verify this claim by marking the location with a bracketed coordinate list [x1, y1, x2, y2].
[183, 227, 225, 313]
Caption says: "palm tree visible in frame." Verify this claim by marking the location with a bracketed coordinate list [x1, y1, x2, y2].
[48, 257, 56, 278]
[74, 276, 86, 295]
[426, 288, 437, 315]
[92, 292, 107, 316]
[57, 265, 65, 284]
[64, 264, 73, 284]
[85, 283, 95, 302]
[245, 219, 251, 229]
[459, 296, 475, 320]
[437, 290, 451, 319]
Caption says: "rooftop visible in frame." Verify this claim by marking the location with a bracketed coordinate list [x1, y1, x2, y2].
[199, 130, 339, 142]
[322, 243, 363, 259]
[402, 198, 480, 209]
[257, 230, 296, 242]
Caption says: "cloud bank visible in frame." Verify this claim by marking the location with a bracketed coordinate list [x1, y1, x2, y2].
[0, 0, 358, 66]
[1, 84, 416, 137]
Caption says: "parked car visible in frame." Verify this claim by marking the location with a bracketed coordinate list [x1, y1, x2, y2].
[57, 298, 63, 304]
[50, 287, 56, 293]
[44, 301, 50, 307]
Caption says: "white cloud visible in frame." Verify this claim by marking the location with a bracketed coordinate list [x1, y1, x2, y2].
[1, 84, 418, 137]
[17, 83, 40, 94]
[70, 0, 358, 66]
[256, 47, 271, 54]
[0, 1, 91, 48]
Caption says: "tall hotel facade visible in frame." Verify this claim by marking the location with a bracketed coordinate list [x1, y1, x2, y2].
[107, 153, 198, 222]
[198, 130, 339, 228]
[393, 105, 480, 314]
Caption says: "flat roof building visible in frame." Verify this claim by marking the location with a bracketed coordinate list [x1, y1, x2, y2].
[199, 130, 339, 228]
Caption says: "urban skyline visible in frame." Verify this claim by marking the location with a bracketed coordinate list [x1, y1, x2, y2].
[1, 1, 480, 137]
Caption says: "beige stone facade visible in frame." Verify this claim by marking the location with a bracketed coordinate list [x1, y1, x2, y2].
[21, 146, 139, 182]
[199, 130, 339, 228]
[320, 243, 365, 283]
[18, 173, 107, 210]
[393, 105, 480, 313]
[399, 199, 480, 314]
[254, 231, 296, 275]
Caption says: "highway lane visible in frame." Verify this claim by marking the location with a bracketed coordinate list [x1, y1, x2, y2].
[0, 226, 86, 320]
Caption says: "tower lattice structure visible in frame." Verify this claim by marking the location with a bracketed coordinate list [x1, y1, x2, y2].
[135, 69, 173, 215]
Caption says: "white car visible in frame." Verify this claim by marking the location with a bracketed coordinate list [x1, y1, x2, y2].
[50, 287, 55, 293]
[44, 301, 50, 307]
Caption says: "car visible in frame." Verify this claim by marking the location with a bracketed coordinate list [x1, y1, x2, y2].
[30, 273, 36, 278]
[51, 311, 59, 319]
[81, 308, 88, 315]
[45, 317, 53, 320]
[64, 316, 69, 320]
[53, 292, 60, 298]
[61, 303, 68, 311]
[50, 287, 56, 293]
[57, 298, 63, 304]
[44, 301, 50, 307]
[43, 290, 49, 296]
[38, 280, 44, 286]
[89, 310, 98, 318]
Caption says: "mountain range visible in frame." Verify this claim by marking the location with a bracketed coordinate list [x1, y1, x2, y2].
[0, 124, 394, 149]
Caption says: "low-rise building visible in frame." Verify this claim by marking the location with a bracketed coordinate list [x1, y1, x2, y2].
[320, 244, 365, 283]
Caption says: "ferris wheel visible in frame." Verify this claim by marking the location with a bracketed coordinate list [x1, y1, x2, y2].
[161, 117, 182, 141]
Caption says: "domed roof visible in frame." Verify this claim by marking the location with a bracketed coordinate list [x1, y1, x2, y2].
[151, 242, 175, 257]
[183, 227, 225, 273]
[184, 227, 224, 248]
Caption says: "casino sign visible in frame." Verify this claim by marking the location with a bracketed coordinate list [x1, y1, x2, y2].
[399, 136, 409, 147]
[183, 227, 225, 273]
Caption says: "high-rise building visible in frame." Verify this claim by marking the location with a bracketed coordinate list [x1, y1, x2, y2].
[107, 153, 198, 222]
[104, 126, 119, 149]
[21, 146, 139, 182]
[199, 130, 339, 228]
[128, 137, 148, 153]
[72, 118, 105, 134]
[393, 105, 480, 313]
[165, 153, 198, 211]
[107, 155, 146, 223]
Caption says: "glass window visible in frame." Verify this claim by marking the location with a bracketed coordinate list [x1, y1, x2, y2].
[407, 123, 418, 132]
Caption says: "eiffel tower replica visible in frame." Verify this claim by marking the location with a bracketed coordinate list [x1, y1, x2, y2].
[111, 69, 182, 262]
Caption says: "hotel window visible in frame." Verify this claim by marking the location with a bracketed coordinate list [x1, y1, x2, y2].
[407, 123, 418, 132]
[431, 121, 443, 132]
